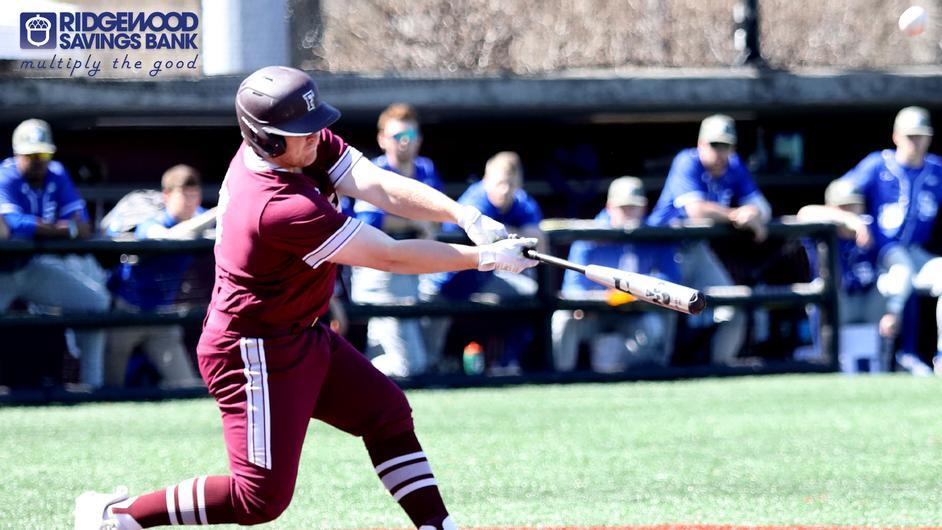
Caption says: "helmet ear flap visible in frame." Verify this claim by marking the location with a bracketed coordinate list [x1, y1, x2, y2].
[255, 129, 286, 158]
[238, 112, 287, 158]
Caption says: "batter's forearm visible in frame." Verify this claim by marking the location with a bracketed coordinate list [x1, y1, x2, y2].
[378, 175, 463, 224]
[383, 240, 478, 274]
[342, 159, 462, 224]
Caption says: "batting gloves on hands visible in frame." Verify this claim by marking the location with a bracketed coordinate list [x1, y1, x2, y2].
[477, 237, 539, 273]
[456, 205, 509, 245]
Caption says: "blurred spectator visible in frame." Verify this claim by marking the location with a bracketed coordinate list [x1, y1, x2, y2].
[422, 151, 543, 375]
[0, 119, 110, 388]
[350, 103, 443, 377]
[797, 180, 883, 370]
[647, 114, 771, 365]
[104, 164, 211, 388]
[838, 106, 942, 375]
[552, 177, 680, 372]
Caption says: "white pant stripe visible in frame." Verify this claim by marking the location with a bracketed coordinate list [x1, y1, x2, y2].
[381, 461, 433, 492]
[239, 339, 256, 468]
[374, 451, 426, 474]
[177, 478, 197, 525]
[166, 486, 179, 525]
[393, 477, 438, 502]
[241, 337, 271, 470]
[195, 476, 208, 525]
[257, 339, 272, 469]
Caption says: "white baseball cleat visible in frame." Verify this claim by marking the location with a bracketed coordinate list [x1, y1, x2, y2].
[73, 486, 131, 530]
[896, 352, 933, 377]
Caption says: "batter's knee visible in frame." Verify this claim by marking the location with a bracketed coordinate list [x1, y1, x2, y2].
[232, 476, 295, 525]
[363, 384, 414, 443]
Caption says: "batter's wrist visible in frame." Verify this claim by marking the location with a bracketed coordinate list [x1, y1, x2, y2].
[455, 205, 480, 230]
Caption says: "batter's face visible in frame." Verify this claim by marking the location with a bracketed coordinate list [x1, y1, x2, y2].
[697, 140, 733, 176]
[164, 185, 202, 221]
[484, 171, 521, 212]
[378, 118, 421, 167]
[893, 132, 931, 162]
[277, 132, 322, 169]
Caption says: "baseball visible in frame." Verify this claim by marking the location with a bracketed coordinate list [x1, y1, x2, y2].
[899, 5, 928, 36]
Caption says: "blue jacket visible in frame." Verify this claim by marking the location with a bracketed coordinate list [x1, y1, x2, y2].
[108, 208, 206, 310]
[0, 157, 88, 238]
[648, 148, 766, 227]
[838, 150, 942, 261]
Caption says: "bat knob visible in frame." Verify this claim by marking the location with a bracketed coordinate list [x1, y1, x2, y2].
[688, 291, 707, 315]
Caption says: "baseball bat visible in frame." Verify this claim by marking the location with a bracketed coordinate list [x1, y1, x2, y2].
[524, 249, 706, 315]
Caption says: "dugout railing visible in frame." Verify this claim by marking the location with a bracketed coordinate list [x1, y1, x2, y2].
[0, 221, 841, 401]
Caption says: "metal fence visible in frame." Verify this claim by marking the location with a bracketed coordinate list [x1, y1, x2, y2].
[0, 220, 840, 402]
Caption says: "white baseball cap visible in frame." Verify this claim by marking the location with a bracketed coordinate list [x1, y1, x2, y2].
[893, 106, 933, 136]
[12, 119, 56, 155]
[698, 114, 737, 145]
[607, 176, 648, 207]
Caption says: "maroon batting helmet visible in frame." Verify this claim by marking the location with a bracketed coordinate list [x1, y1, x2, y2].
[235, 66, 340, 158]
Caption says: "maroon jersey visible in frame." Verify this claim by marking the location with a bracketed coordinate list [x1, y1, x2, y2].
[209, 130, 363, 336]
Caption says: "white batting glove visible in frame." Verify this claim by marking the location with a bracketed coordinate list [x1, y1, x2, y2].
[456, 205, 509, 245]
[477, 237, 539, 274]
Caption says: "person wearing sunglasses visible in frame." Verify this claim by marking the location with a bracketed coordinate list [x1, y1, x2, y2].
[0, 118, 111, 388]
[647, 114, 771, 366]
[350, 103, 444, 378]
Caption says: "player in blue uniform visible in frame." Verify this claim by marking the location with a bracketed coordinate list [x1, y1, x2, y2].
[422, 151, 543, 374]
[553, 177, 681, 372]
[647, 115, 770, 364]
[798, 180, 884, 370]
[838, 106, 942, 374]
[0, 119, 110, 388]
[105, 165, 208, 388]
[351, 104, 444, 377]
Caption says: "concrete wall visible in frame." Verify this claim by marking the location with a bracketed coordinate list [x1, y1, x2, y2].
[2, 67, 942, 122]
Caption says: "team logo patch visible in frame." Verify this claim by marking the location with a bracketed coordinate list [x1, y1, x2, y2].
[302, 90, 316, 111]
[878, 203, 904, 235]
[917, 191, 938, 220]
[20, 13, 56, 49]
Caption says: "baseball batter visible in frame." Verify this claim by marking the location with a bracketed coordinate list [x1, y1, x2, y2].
[73, 66, 537, 529]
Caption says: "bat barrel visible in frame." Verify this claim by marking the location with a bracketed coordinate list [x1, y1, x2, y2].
[523, 249, 707, 315]
[688, 290, 706, 315]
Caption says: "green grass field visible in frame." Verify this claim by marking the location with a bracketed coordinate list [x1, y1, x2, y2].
[2, 374, 941, 529]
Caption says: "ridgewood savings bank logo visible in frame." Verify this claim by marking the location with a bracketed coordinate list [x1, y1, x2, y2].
[21, 13, 56, 49]
[20, 11, 198, 50]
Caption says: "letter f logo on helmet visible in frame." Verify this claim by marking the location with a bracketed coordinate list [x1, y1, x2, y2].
[235, 66, 340, 158]
[302, 90, 317, 111]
